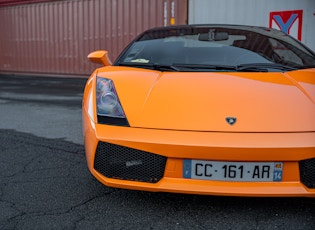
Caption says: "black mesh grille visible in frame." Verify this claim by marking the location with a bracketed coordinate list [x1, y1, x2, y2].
[94, 142, 167, 183]
[299, 158, 315, 189]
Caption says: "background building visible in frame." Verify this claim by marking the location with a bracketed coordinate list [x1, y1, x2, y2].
[0, 0, 314, 77]
[189, 0, 315, 51]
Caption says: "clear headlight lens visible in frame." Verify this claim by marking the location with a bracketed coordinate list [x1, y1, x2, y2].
[96, 78, 125, 118]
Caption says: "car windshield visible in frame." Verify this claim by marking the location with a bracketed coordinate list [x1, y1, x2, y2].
[116, 25, 315, 72]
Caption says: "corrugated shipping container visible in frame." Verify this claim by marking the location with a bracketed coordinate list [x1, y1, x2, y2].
[0, 0, 187, 76]
[0, 0, 51, 7]
[188, 0, 315, 51]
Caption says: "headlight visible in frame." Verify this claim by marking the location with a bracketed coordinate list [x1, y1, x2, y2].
[96, 77, 129, 126]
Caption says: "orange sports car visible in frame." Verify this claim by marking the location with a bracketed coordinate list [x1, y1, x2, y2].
[82, 25, 315, 197]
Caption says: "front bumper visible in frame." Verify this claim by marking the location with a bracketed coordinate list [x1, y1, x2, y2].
[83, 110, 315, 197]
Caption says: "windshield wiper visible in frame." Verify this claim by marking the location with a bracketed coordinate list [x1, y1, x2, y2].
[118, 62, 300, 72]
[172, 63, 238, 71]
[236, 63, 297, 72]
[117, 62, 180, 72]
[172, 63, 295, 72]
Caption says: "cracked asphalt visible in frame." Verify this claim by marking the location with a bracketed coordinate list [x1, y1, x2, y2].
[0, 74, 314, 230]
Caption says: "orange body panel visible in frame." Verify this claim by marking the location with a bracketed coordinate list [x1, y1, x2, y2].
[95, 67, 315, 132]
[82, 67, 315, 197]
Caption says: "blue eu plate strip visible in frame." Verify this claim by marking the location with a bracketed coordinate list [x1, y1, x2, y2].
[183, 159, 192, 178]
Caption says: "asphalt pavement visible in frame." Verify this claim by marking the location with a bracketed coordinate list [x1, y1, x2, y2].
[0, 74, 314, 230]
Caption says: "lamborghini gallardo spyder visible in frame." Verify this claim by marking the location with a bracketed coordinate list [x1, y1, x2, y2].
[82, 25, 315, 197]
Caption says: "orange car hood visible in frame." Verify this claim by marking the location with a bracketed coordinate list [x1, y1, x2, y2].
[98, 67, 315, 132]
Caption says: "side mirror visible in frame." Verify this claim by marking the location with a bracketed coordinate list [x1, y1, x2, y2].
[87, 50, 112, 66]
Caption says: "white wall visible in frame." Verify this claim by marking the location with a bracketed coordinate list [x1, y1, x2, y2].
[188, 0, 315, 51]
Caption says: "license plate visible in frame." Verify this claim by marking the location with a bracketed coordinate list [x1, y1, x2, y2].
[183, 160, 283, 182]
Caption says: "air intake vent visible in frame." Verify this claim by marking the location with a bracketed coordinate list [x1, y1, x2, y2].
[94, 142, 167, 183]
[299, 158, 315, 189]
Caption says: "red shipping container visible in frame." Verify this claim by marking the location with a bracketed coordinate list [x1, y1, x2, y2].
[0, 0, 187, 76]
